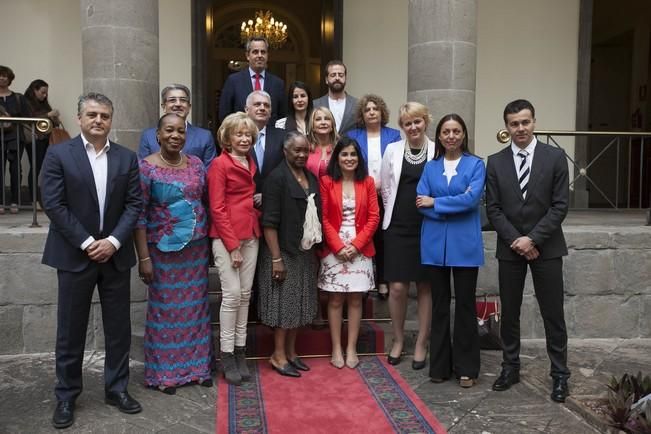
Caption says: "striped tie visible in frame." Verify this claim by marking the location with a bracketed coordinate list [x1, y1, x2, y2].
[517, 150, 529, 198]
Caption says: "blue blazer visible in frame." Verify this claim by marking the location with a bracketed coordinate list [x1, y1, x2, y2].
[41, 135, 143, 272]
[416, 154, 486, 267]
[138, 123, 216, 167]
[218, 69, 286, 124]
[347, 126, 401, 162]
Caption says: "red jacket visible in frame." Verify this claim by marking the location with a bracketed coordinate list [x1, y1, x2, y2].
[319, 175, 380, 258]
[207, 152, 261, 251]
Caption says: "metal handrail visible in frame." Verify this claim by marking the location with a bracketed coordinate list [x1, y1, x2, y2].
[0, 116, 53, 227]
[496, 129, 651, 225]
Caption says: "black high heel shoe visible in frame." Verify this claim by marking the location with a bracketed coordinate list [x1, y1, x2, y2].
[387, 354, 402, 365]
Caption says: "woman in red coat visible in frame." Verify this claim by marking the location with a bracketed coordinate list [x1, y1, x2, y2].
[318, 137, 380, 369]
[207, 112, 261, 385]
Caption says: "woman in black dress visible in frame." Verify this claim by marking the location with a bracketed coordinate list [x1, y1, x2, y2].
[257, 131, 321, 378]
[379, 102, 435, 369]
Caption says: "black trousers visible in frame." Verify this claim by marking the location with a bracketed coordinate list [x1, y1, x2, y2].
[498, 257, 570, 378]
[55, 261, 132, 402]
[428, 266, 480, 379]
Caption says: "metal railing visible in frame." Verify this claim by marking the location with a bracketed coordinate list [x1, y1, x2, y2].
[0, 116, 53, 227]
[497, 129, 651, 224]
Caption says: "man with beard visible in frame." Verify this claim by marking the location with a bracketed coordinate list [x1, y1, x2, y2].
[219, 37, 286, 125]
[138, 84, 216, 166]
[313, 60, 358, 135]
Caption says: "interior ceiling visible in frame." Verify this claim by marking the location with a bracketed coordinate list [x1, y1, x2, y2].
[212, 0, 322, 58]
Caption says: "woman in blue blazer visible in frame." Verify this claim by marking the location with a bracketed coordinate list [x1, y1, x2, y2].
[416, 114, 485, 388]
[347, 94, 400, 299]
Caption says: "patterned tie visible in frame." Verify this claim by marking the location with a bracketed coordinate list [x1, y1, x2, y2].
[255, 132, 265, 173]
[254, 73, 261, 91]
[517, 150, 530, 198]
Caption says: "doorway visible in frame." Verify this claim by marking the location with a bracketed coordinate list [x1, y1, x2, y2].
[192, 0, 342, 132]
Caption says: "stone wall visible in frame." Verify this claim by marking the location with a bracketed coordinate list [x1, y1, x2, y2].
[1, 225, 649, 355]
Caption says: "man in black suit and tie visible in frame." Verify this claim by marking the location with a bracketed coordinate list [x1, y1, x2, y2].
[245, 90, 285, 207]
[41, 93, 143, 429]
[486, 99, 570, 403]
[219, 36, 286, 125]
[313, 60, 358, 135]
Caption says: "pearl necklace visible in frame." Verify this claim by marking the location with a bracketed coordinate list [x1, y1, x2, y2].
[403, 141, 427, 165]
[159, 151, 183, 167]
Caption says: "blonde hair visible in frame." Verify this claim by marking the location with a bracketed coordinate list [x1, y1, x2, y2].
[397, 102, 433, 129]
[217, 112, 258, 151]
[307, 106, 338, 149]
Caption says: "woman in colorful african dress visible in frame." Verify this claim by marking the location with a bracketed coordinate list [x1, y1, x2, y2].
[134, 113, 213, 395]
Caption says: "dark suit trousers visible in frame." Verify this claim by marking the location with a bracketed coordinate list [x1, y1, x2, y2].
[55, 261, 132, 402]
[498, 257, 570, 378]
[428, 266, 480, 379]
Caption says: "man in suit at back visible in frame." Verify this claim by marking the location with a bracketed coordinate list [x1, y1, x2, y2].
[219, 36, 286, 125]
[41, 93, 143, 429]
[486, 99, 570, 403]
[245, 90, 285, 208]
[313, 60, 358, 135]
[139, 83, 216, 166]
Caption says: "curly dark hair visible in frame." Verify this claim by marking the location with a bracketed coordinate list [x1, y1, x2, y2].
[354, 94, 390, 127]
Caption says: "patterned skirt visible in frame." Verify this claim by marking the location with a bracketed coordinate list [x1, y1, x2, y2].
[144, 238, 213, 387]
[257, 245, 318, 329]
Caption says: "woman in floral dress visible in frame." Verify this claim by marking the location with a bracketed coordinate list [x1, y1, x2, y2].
[318, 137, 379, 369]
[134, 113, 213, 394]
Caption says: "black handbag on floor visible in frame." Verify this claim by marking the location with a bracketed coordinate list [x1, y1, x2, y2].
[476, 294, 502, 350]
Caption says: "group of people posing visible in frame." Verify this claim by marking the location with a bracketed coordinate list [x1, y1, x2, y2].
[41, 37, 571, 431]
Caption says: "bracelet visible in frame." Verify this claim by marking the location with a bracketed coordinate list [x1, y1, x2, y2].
[271, 257, 283, 263]
[139, 257, 151, 262]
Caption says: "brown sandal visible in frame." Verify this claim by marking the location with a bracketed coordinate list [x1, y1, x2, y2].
[459, 376, 476, 388]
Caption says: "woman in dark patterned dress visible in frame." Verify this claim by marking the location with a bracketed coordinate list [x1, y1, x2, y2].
[134, 113, 213, 394]
[258, 131, 321, 377]
[380, 102, 435, 370]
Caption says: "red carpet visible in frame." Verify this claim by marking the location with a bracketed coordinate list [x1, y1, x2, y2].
[216, 356, 446, 433]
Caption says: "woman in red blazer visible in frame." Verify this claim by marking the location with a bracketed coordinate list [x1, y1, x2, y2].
[207, 112, 261, 386]
[318, 137, 380, 369]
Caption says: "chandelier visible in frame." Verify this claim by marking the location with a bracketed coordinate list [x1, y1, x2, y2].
[240, 10, 288, 49]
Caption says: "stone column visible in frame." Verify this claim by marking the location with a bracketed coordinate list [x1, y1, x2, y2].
[408, 0, 477, 146]
[80, 0, 159, 151]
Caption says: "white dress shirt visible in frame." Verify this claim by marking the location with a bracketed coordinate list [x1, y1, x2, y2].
[79, 134, 121, 251]
[443, 157, 461, 185]
[249, 67, 265, 90]
[511, 137, 537, 173]
[328, 96, 346, 132]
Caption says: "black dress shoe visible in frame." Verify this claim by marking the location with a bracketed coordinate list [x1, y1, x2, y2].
[412, 359, 426, 370]
[272, 362, 301, 377]
[551, 377, 570, 403]
[289, 357, 310, 371]
[387, 354, 402, 365]
[105, 391, 142, 414]
[52, 401, 75, 429]
[492, 369, 520, 391]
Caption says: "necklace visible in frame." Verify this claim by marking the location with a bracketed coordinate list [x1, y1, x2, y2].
[403, 141, 427, 165]
[159, 151, 183, 167]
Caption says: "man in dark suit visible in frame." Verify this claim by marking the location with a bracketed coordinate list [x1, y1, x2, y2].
[313, 60, 358, 135]
[245, 90, 285, 207]
[139, 83, 216, 166]
[486, 99, 570, 403]
[219, 36, 286, 125]
[41, 93, 143, 429]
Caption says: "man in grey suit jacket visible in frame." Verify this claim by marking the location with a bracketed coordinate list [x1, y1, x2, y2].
[139, 84, 216, 166]
[313, 60, 358, 135]
[41, 93, 143, 429]
[486, 99, 570, 403]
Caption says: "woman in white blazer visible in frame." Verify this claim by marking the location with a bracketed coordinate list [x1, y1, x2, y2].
[379, 102, 435, 369]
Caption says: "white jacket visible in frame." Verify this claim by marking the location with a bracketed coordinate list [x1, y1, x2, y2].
[379, 138, 436, 230]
